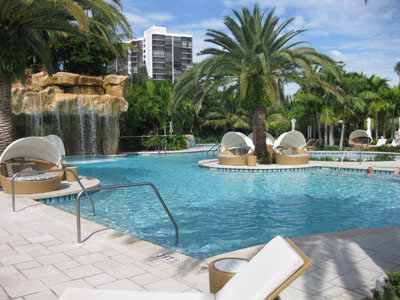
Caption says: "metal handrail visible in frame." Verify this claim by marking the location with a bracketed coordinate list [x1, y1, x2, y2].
[11, 168, 95, 215]
[206, 143, 221, 159]
[75, 182, 179, 245]
[338, 149, 347, 170]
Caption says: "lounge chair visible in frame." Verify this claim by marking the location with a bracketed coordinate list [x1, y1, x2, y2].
[59, 236, 313, 300]
[305, 139, 319, 150]
[375, 137, 387, 147]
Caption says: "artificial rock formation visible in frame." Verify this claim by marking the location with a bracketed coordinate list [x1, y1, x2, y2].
[12, 72, 129, 155]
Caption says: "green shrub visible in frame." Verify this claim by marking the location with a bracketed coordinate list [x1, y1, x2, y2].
[142, 135, 187, 151]
[257, 156, 272, 164]
[371, 272, 400, 300]
[373, 154, 395, 161]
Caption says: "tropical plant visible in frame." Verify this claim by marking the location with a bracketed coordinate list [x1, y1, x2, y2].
[395, 61, 400, 86]
[0, 0, 132, 153]
[172, 5, 339, 158]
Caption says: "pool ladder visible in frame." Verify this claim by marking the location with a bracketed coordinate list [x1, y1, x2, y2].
[75, 183, 179, 245]
[338, 150, 347, 170]
[207, 143, 221, 158]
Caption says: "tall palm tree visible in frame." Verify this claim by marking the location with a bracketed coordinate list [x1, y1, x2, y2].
[395, 61, 400, 86]
[172, 5, 339, 158]
[0, 0, 132, 154]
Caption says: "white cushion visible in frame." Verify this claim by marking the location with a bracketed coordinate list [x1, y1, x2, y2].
[59, 288, 215, 300]
[216, 236, 304, 300]
[281, 148, 293, 155]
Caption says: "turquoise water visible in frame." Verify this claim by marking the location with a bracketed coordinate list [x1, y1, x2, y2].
[54, 153, 400, 258]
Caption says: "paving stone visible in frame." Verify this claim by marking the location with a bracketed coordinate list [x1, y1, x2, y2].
[53, 260, 81, 271]
[26, 235, 55, 244]
[21, 265, 60, 280]
[0, 245, 11, 252]
[0, 287, 8, 300]
[0, 266, 19, 278]
[0, 254, 33, 266]
[130, 272, 161, 286]
[84, 273, 116, 286]
[23, 290, 58, 300]
[144, 277, 191, 292]
[63, 265, 102, 280]
[3, 279, 47, 298]
[105, 264, 145, 280]
[35, 253, 70, 265]
[97, 279, 142, 291]
[0, 274, 27, 286]
[63, 248, 91, 258]
[94, 259, 122, 270]
[0, 250, 18, 258]
[38, 273, 71, 287]
[50, 279, 93, 297]
[14, 261, 41, 271]
[74, 253, 108, 265]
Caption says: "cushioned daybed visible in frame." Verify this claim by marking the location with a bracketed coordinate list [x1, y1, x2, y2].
[349, 130, 372, 149]
[0, 137, 64, 194]
[273, 130, 310, 165]
[217, 132, 255, 166]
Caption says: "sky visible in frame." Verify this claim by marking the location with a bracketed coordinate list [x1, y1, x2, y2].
[121, 0, 400, 94]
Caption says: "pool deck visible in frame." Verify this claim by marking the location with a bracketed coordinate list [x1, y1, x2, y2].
[0, 152, 399, 299]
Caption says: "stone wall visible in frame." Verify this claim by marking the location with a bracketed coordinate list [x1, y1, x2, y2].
[11, 72, 129, 155]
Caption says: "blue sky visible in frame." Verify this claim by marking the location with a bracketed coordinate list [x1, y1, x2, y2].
[122, 0, 400, 93]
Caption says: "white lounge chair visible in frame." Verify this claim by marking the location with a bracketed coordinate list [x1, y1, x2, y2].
[59, 236, 313, 300]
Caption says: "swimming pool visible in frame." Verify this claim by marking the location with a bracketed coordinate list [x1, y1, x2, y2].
[55, 152, 400, 258]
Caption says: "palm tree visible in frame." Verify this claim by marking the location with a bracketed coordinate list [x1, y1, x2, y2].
[395, 61, 400, 86]
[172, 5, 339, 158]
[360, 75, 389, 139]
[0, 0, 132, 154]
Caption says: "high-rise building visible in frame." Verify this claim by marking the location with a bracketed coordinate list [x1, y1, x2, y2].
[112, 25, 193, 83]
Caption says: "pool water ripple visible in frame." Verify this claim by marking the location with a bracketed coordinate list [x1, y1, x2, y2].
[55, 153, 400, 258]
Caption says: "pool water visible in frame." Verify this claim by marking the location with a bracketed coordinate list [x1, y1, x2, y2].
[55, 153, 400, 258]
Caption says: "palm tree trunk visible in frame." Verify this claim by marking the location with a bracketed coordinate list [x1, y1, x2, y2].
[252, 106, 267, 158]
[316, 108, 322, 145]
[0, 73, 13, 155]
[391, 110, 395, 139]
[324, 124, 328, 146]
[339, 120, 345, 150]
[375, 112, 378, 140]
[329, 123, 334, 146]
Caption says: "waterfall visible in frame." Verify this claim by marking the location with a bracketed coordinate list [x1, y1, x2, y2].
[76, 96, 85, 156]
[30, 94, 44, 136]
[89, 100, 97, 156]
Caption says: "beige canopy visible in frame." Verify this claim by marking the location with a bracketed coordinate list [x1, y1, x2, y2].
[221, 132, 255, 151]
[273, 131, 307, 150]
[0, 137, 62, 167]
[349, 130, 372, 142]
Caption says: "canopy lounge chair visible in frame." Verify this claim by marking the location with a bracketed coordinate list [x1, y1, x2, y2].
[391, 131, 400, 147]
[349, 130, 372, 149]
[305, 138, 319, 150]
[273, 131, 310, 165]
[59, 236, 313, 300]
[375, 137, 387, 147]
[0, 137, 64, 194]
[248, 132, 275, 156]
[217, 132, 255, 166]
